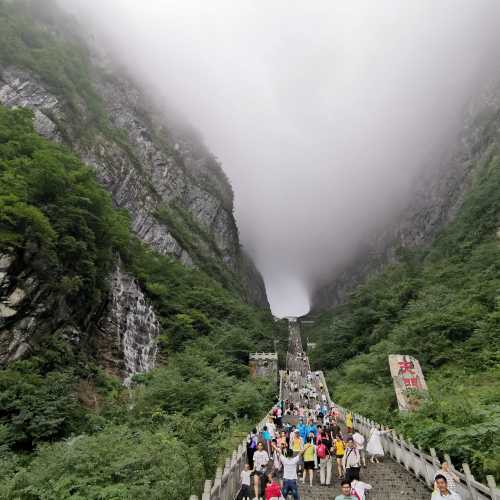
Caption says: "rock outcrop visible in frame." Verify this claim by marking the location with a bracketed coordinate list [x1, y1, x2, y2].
[0, 8, 269, 381]
[0, 250, 78, 364]
[0, 64, 267, 308]
[311, 84, 500, 311]
[96, 262, 160, 383]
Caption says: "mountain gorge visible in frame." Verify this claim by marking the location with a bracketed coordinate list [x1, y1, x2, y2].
[1, 0, 500, 497]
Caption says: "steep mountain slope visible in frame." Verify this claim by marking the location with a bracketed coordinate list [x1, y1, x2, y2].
[0, 0, 272, 378]
[0, 0, 268, 309]
[311, 84, 500, 311]
[306, 91, 500, 481]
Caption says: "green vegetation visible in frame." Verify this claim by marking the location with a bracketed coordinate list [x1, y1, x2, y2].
[309, 147, 500, 481]
[0, 0, 252, 296]
[0, 106, 285, 498]
[0, 0, 107, 138]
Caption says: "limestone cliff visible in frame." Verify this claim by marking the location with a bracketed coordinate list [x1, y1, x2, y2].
[0, 1, 269, 381]
[311, 83, 500, 311]
[0, 65, 267, 307]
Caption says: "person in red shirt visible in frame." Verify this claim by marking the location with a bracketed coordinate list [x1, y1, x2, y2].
[265, 473, 282, 500]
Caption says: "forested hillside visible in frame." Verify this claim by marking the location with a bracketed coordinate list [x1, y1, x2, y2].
[0, 1, 287, 497]
[308, 140, 500, 481]
[0, 105, 286, 498]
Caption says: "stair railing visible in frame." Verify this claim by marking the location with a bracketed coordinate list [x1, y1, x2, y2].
[323, 378, 500, 500]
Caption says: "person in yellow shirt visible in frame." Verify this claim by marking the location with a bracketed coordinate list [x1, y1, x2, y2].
[346, 411, 353, 434]
[334, 434, 346, 478]
[291, 431, 304, 454]
[302, 432, 317, 486]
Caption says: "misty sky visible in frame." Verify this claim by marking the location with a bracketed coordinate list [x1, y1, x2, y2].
[62, 1, 500, 316]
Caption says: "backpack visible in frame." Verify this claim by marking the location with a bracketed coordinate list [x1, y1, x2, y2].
[317, 443, 327, 459]
[350, 489, 362, 500]
[249, 435, 257, 450]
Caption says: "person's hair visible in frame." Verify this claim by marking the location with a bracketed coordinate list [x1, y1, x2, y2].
[286, 447, 294, 458]
[263, 426, 268, 431]
[257, 441, 263, 447]
[252, 428, 257, 434]
[271, 473, 279, 481]
[435, 474, 447, 483]
[340, 479, 351, 487]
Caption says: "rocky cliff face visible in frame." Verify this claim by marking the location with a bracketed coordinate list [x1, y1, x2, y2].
[0, 250, 160, 381]
[311, 84, 500, 311]
[96, 262, 160, 384]
[0, 249, 82, 365]
[0, 65, 267, 306]
[0, 5, 269, 380]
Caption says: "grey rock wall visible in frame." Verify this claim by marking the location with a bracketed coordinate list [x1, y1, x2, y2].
[0, 250, 77, 364]
[96, 262, 160, 383]
[0, 65, 268, 308]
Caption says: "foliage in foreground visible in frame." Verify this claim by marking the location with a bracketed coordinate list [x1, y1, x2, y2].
[309, 151, 500, 481]
[0, 106, 284, 498]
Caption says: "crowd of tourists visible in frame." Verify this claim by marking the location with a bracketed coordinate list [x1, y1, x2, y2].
[238, 326, 462, 499]
[239, 387, 463, 499]
[240, 395, 381, 500]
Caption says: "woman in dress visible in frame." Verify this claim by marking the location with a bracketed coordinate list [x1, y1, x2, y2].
[366, 425, 392, 463]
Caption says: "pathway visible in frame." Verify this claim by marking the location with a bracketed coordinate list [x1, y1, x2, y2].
[282, 319, 430, 500]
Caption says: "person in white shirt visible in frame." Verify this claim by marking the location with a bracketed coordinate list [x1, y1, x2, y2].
[352, 430, 366, 467]
[342, 438, 361, 483]
[431, 474, 462, 499]
[240, 463, 252, 500]
[272, 441, 311, 500]
[350, 478, 372, 500]
[434, 462, 459, 492]
[253, 442, 270, 500]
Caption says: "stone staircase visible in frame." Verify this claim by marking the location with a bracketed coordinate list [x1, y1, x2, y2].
[293, 456, 430, 500]
[281, 320, 430, 500]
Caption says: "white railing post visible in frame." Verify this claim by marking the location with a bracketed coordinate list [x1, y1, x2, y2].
[392, 430, 401, 464]
[211, 467, 222, 499]
[463, 463, 478, 500]
[416, 445, 429, 486]
[487, 476, 498, 500]
[201, 479, 212, 500]
[399, 434, 410, 471]
[430, 448, 440, 473]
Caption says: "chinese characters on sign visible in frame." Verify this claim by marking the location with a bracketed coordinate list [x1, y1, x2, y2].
[388, 354, 428, 411]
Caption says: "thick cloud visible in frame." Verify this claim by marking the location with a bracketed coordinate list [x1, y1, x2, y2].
[62, 0, 500, 316]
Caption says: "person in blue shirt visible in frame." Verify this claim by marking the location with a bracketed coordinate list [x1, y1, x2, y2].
[297, 420, 307, 442]
[305, 418, 317, 437]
